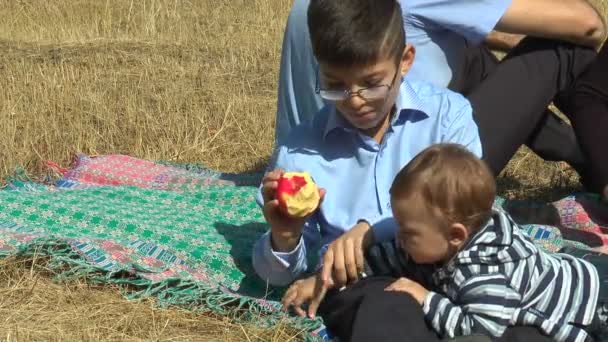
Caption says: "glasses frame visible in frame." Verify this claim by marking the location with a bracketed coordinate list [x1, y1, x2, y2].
[315, 63, 401, 102]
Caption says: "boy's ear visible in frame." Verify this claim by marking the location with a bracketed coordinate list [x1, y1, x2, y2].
[448, 223, 468, 249]
[400, 44, 416, 76]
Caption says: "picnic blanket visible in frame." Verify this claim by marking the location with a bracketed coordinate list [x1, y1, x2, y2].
[1, 154, 608, 341]
[2, 155, 327, 340]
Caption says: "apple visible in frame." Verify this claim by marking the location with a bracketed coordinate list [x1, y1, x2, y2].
[276, 172, 320, 217]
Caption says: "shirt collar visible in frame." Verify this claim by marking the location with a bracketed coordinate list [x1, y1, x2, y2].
[323, 80, 431, 139]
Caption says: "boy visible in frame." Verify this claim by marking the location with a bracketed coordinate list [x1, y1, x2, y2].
[253, 0, 481, 287]
[382, 143, 606, 341]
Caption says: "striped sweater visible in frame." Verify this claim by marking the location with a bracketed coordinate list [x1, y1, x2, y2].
[366, 208, 600, 341]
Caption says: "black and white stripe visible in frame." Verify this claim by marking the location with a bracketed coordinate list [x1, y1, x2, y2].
[365, 208, 599, 341]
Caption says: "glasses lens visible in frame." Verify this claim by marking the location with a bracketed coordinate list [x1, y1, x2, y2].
[360, 86, 389, 100]
[319, 90, 347, 101]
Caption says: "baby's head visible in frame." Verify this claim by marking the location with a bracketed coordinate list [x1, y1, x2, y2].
[390, 144, 496, 264]
[307, 0, 415, 135]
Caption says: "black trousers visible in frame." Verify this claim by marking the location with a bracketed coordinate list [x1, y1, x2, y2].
[318, 277, 552, 342]
[559, 43, 608, 194]
[449, 38, 608, 193]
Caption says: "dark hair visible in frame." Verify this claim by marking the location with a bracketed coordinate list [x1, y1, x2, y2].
[390, 143, 496, 232]
[307, 0, 405, 67]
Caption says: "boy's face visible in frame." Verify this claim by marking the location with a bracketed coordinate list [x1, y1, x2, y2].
[392, 198, 452, 265]
[318, 46, 414, 135]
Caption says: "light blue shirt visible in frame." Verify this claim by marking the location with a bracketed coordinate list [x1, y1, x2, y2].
[275, 0, 511, 145]
[254, 80, 482, 285]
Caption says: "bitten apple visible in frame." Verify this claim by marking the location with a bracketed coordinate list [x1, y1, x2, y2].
[276, 172, 320, 217]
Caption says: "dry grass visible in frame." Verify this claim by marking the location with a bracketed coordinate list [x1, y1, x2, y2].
[0, 0, 607, 340]
[0, 1, 295, 340]
[0, 257, 299, 341]
[0, 0, 286, 179]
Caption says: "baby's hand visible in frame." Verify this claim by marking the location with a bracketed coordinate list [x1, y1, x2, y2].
[281, 272, 327, 318]
[385, 277, 429, 305]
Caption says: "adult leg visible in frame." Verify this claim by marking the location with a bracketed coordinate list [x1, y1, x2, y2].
[556, 42, 608, 196]
[448, 41, 586, 172]
[318, 272, 551, 342]
[274, 0, 325, 146]
[317, 277, 443, 342]
[465, 38, 596, 174]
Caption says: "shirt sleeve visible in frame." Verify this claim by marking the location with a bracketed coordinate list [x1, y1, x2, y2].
[251, 144, 321, 286]
[440, 94, 483, 158]
[406, 0, 512, 44]
[252, 218, 320, 286]
[422, 274, 521, 339]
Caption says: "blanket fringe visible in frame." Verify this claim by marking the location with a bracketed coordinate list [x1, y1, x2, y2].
[1, 236, 325, 341]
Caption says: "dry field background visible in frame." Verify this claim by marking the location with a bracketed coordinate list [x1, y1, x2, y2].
[0, 0, 606, 340]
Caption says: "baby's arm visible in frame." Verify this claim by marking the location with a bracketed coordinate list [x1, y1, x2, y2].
[423, 274, 522, 339]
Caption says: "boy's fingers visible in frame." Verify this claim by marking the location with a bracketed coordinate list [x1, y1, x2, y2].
[308, 295, 322, 318]
[318, 188, 326, 202]
[294, 305, 307, 317]
[308, 285, 327, 318]
[281, 287, 298, 310]
[321, 249, 334, 286]
[293, 297, 307, 317]
[332, 242, 347, 287]
[264, 169, 284, 180]
[355, 239, 365, 274]
[262, 181, 279, 202]
[343, 238, 359, 283]
[263, 199, 281, 213]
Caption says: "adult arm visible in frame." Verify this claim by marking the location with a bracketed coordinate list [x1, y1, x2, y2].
[408, 0, 605, 48]
[484, 31, 525, 52]
[495, 0, 606, 48]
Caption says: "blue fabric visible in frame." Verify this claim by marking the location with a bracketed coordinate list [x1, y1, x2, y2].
[274, 0, 511, 145]
[254, 79, 482, 285]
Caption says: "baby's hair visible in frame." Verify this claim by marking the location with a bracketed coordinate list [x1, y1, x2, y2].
[307, 0, 405, 67]
[390, 143, 495, 232]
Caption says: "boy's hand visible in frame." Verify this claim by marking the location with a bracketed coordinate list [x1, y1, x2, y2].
[281, 272, 328, 318]
[262, 169, 325, 252]
[321, 221, 374, 288]
[385, 277, 429, 305]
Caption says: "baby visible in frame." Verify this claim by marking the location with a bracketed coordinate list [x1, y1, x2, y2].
[385, 143, 607, 341]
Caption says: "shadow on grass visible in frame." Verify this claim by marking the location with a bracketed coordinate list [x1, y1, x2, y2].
[213, 221, 284, 300]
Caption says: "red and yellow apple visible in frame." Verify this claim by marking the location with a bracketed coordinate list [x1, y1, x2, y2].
[276, 172, 320, 218]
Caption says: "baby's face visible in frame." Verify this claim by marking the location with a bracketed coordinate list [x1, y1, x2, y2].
[392, 201, 451, 265]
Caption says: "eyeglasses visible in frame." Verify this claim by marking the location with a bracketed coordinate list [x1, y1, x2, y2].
[315, 65, 401, 102]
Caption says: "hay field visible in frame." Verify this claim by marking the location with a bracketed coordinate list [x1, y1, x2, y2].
[0, 0, 606, 340]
